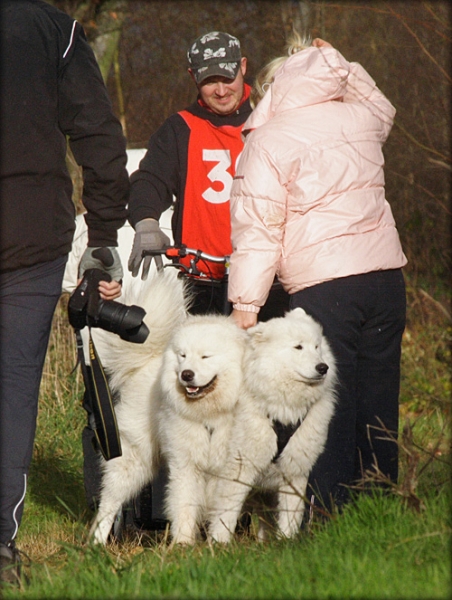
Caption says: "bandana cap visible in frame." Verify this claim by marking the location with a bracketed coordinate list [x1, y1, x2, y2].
[187, 31, 241, 84]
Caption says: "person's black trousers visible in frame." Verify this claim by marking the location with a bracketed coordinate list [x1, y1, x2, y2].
[290, 269, 406, 510]
[0, 256, 67, 544]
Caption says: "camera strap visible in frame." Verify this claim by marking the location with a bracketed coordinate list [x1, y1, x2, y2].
[75, 329, 122, 461]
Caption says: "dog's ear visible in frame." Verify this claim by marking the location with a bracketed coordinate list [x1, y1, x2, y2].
[286, 307, 307, 319]
[286, 307, 325, 336]
[246, 322, 267, 347]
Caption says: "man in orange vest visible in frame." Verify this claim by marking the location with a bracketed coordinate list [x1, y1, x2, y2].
[128, 31, 289, 317]
[113, 31, 289, 536]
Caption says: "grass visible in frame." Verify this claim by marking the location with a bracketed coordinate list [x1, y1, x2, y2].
[2, 278, 451, 599]
[7, 489, 452, 599]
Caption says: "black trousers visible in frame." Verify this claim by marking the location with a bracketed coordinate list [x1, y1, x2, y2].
[290, 269, 406, 509]
[0, 256, 67, 544]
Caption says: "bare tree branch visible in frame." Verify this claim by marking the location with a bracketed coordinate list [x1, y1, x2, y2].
[387, 4, 452, 84]
[393, 121, 451, 163]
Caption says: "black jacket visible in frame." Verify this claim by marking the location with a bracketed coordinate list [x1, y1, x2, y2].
[0, 0, 129, 272]
[128, 94, 252, 245]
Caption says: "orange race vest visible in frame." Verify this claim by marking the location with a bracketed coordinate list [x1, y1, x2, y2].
[178, 110, 244, 280]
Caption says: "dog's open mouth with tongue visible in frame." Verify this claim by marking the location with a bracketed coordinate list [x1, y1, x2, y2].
[182, 375, 217, 400]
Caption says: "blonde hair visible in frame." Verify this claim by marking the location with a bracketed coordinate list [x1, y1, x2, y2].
[251, 30, 311, 108]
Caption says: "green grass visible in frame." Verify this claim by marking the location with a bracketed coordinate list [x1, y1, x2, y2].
[2, 284, 451, 599]
[7, 489, 451, 599]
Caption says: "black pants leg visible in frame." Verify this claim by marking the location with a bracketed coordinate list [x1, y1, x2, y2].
[290, 269, 406, 510]
[0, 257, 67, 543]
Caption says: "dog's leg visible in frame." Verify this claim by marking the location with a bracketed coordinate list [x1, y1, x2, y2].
[90, 453, 156, 544]
[208, 482, 250, 543]
[90, 499, 122, 545]
[208, 456, 261, 544]
[277, 394, 335, 537]
[276, 478, 306, 538]
[166, 467, 205, 545]
[209, 420, 276, 544]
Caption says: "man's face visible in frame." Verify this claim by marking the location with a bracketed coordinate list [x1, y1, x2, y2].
[191, 57, 247, 116]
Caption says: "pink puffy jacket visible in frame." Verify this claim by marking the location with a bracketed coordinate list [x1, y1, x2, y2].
[228, 46, 407, 313]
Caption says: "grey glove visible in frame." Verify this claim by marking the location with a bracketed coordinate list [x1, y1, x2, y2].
[128, 218, 170, 280]
[78, 247, 124, 281]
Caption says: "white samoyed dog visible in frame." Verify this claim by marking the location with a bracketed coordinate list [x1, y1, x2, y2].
[157, 314, 247, 545]
[89, 272, 188, 544]
[89, 277, 247, 546]
[208, 308, 337, 543]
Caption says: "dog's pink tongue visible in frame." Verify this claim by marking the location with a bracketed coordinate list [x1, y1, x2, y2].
[187, 387, 199, 393]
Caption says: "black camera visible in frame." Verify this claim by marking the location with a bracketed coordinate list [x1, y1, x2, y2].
[68, 268, 149, 343]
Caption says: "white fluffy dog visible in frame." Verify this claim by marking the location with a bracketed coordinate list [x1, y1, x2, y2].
[89, 272, 188, 544]
[157, 314, 247, 544]
[89, 277, 247, 545]
[208, 308, 337, 542]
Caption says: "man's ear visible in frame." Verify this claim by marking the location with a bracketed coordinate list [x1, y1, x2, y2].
[240, 57, 247, 78]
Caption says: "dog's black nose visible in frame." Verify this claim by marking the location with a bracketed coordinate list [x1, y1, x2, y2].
[181, 369, 195, 382]
[316, 363, 328, 376]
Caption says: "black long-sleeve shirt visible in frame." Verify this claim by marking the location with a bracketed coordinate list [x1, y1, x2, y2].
[0, 0, 129, 272]
[128, 93, 252, 247]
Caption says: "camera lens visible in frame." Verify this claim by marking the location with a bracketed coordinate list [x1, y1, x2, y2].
[96, 300, 149, 343]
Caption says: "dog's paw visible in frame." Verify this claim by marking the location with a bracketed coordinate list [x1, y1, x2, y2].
[88, 517, 111, 546]
[170, 528, 198, 546]
[208, 522, 234, 544]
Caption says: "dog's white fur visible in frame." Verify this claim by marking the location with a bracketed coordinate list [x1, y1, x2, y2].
[89, 272, 188, 544]
[89, 274, 247, 545]
[208, 308, 337, 542]
[157, 315, 247, 544]
[89, 276, 335, 546]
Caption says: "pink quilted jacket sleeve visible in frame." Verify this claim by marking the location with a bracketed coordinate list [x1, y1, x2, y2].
[228, 140, 286, 312]
[344, 61, 396, 140]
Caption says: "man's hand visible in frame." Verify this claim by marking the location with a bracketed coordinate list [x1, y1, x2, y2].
[128, 218, 171, 280]
[78, 246, 123, 301]
[78, 246, 123, 280]
[230, 308, 258, 330]
[98, 279, 122, 301]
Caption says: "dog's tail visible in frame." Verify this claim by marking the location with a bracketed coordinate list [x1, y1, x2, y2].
[92, 271, 189, 386]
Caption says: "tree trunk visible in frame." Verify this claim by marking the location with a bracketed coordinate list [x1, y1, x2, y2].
[88, 0, 129, 83]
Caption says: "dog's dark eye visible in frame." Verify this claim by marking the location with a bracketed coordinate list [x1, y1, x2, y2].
[179, 353, 186, 358]
[295, 344, 303, 350]
[201, 355, 211, 359]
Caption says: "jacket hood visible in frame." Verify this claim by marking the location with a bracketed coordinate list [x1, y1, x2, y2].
[244, 46, 350, 134]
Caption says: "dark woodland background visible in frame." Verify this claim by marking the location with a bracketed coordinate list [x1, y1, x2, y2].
[52, 0, 451, 293]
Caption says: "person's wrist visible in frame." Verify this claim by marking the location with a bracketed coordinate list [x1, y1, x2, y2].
[135, 218, 158, 232]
